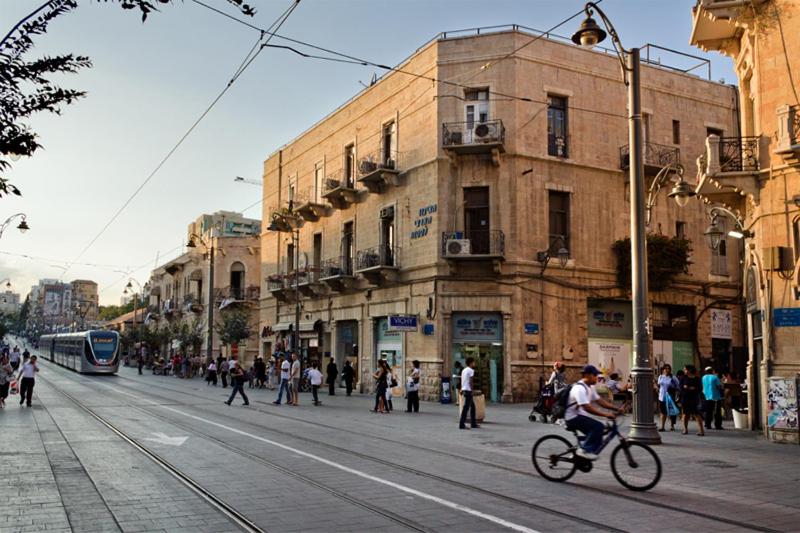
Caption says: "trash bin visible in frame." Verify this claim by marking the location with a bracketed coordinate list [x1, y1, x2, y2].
[440, 376, 451, 404]
[457, 390, 486, 423]
[732, 408, 748, 429]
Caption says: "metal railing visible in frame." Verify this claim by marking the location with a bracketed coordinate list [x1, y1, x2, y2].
[183, 294, 200, 305]
[718, 136, 760, 172]
[357, 148, 399, 177]
[267, 277, 286, 291]
[441, 230, 505, 257]
[323, 168, 356, 194]
[294, 185, 325, 206]
[620, 141, 681, 170]
[442, 119, 505, 147]
[216, 285, 260, 301]
[320, 256, 354, 278]
[356, 244, 400, 270]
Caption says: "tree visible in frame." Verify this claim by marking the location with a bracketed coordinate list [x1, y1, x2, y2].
[612, 234, 693, 292]
[98, 300, 135, 321]
[0, 0, 255, 197]
[215, 308, 253, 348]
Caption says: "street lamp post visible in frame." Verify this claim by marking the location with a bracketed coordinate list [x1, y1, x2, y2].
[0, 213, 29, 240]
[572, 3, 664, 443]
[187, 227, 219, 365]
[266, 205, 303, 356]
[125, 278, 144, 329]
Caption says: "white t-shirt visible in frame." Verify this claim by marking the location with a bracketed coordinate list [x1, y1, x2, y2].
[19, 361, 38, 379]
[461, 367, 474, 392]
[307, 368, 323, 386]
[10, 350, 20, 363]
[280, 360, 290, 380]
[407, 368, 420, 392]
[565, 381, 600, 421]
[291, 360, 300, 380]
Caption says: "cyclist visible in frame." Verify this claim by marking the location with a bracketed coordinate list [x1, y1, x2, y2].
[565, 364, 624, 460]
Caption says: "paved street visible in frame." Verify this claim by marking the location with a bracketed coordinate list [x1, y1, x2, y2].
[0, 356, 798, 533]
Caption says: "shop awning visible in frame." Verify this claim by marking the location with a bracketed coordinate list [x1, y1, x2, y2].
[272, 320, 325, 332]
[273, 322, 292, 331]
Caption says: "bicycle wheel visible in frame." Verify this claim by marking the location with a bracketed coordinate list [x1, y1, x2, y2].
[531, 435, 577, 482]
[610, 441, 662, 491]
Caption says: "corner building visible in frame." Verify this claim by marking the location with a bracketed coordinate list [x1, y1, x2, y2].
[261, 27, 744, 402]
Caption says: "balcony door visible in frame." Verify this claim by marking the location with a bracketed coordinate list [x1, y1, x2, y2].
[464, 89, 489, 144]
[464, 187, 490, 254]
[342, 221, 354, 274]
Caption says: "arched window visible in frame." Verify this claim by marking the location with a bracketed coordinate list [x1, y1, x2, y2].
[189, 269, 203, 301]
[230, 262, 245, 299]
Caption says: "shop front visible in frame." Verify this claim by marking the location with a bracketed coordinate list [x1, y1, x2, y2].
[587, 299, 633, 380]
[375, 317, 404, 397]
[336, 320, 359, 387]
[451, 312, 503, 403]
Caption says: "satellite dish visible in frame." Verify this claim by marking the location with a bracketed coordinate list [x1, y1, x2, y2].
[298, 252, 309, 270]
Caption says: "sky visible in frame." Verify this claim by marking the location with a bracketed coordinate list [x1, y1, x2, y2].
[0, 0, 735, 305]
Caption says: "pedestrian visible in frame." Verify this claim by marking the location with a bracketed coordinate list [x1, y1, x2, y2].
[385, 365, 395, 412]
[308, 361, 323, 406]
[0, 354, 13, 409]
[255, 356, 266, 389]
[326, 357, 338, 396]
[563, 364, 623, 459]
[267, 358, 276, 390]
[206, 360, 218, 386]
[225, 360, 250, 406]
[657, 364, 680, 431]
[247, 364, 255, 389]
[459, 357, 479, 429]
[680, 365, 705, 436]
[546, 361, 568, 394]
[17, 355, 39, 407]
[372, 359, 389, 413]
[289, 352, 301, 406]
[342, 360, 355, 396]
[273, 354, 292, 405]
[220, 358, 229, 388]
[702, 366, 724, 430]
[9, 346, 20, 371]
[137, 348, 144, 375]
[406, 359, 421, 413]
[22, 348, 30, 363]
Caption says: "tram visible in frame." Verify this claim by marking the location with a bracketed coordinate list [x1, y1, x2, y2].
[38, 330, 120, 374]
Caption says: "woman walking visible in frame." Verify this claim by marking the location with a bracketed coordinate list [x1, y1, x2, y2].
[206, 360, 218, 386]
[0, 354, 13, 408]
[680, 365, 705, 436]
[657, 364, 680, 431]
[372, 360, 389, 413]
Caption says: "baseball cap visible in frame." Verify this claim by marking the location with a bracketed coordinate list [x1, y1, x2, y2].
[704, 366, 713, 372]
[581, 364, 600, 376]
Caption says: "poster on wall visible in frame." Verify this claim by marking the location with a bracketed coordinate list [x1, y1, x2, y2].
[767, 377, 798, 432]
[710, 309, 732, 339]
[652, 340, 694, 373]
[588, 340, 631, 379]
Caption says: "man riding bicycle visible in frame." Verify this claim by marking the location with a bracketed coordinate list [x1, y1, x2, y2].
[565, 364, 624, 460]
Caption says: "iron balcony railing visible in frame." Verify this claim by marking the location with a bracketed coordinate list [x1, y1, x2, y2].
[357, 148, 399, 177]
[442, 119, 505, 147]
[183, 294, 201, 305]
[356, 244, 399, 271]
[441, 230, 505, 257]
[216, 285, 260, 301]
[267, 277, 286, 291]
[323, 168, 356, 193]
[619, 141, 681, 170]
[320, 256, 354, 278]
[717, 136, 760, 172]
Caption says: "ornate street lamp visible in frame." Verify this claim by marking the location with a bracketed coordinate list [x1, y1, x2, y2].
[645, 163, 696, 226]
[573, 2, 661, 443]
[188, 228, 220, 365]
[0, 213, 29, 239]
[537, 235, 570, 274]
[704, 206, 751, 251]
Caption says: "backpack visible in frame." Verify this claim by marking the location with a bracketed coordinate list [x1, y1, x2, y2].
[550, 384, 575, 420]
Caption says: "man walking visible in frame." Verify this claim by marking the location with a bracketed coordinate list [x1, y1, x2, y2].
[225, 360, 250, 406]
[289, 352, 301, 406]
[702, 366, 724, 430]
[342, 360, 355, 396]
[308, 361, 323, 406]
[459, 357, 478, 430]
[326, 357, 338, 396]
[18, 355, 39, 407]
[273, 354, 291, 405]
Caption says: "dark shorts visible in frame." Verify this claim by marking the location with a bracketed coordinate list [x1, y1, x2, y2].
[658, 400, 669, 415]
[682, 400, 700, 416]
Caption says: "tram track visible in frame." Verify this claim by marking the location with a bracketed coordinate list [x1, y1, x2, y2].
[110, 371, 781, 533]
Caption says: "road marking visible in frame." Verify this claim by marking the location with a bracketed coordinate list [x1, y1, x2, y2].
[144, 432, 188, 446]
[101, 383, 539, 533]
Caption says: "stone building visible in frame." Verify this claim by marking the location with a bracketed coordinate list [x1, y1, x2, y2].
[146, 211, 261, 364]
[0, 289, 21, 315]
[260, 27, 744, 402]
[70, 279, 99, 327]
[691, 0, 800, 442]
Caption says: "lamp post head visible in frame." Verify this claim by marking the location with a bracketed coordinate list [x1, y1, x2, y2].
[125, 280, 133, 290]
[187, 238, 197, 248]
[704, 219, 724, 251]
[557, 246, 570, 268]
[4, 280, 10, 289]
[17, 219, 29, 233]
[668, 180, 696, 208]
[572, 13, 606, 47]
[123, 288, 128, 295]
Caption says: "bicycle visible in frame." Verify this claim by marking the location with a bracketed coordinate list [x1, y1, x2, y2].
[531, 416, 662, 491]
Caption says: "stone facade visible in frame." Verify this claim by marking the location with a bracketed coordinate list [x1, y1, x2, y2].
[71, 279, 99, 326]
[691, 0, 800, 441]
[260, 28, 744, 403]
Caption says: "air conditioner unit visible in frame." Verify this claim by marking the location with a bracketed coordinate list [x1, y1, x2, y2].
[473, 122, 499, 143]
[380, 206, 395, 219]
[445, 239, 471, 256]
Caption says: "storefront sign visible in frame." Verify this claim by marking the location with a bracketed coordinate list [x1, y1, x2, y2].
[524, 323, 540, 335]
[452, 313, 503, 343]
[774, 308, 800, 327]
[388, 315, 418, 331]
[588, 340, 631, 379]
[587, 300, 632, 339]
[711, 309, 732, 339]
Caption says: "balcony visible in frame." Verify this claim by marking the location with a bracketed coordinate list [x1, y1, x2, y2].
[293, 267, 326, 297]
[319, 256, 357, 292]
[695, 134, 762, 210]
[182, 294, 203, 314]
[266, 275, 292, 303]
[355, 245, 400, 285]
[162, 298, 177, 316]
[357, 149, 401, 193]
[321, 169, 362, 209]
[217, 285, 260, 309]
[293, 186, 332, 222]
[441, 230, 505, 272]
[267, 205, 303, 233]
[442, 120, 505, 166]
[690, 0, 757, 55]
[619, 142, 681, 177]
[776, 104, 800, 163]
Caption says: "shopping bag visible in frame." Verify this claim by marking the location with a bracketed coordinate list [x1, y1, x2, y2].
[9, 379, 18, 395]
[665, 394, 680, 417]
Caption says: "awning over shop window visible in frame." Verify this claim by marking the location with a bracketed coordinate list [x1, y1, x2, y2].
[273, 320, 324, 332]
[273, 322, 292, 332]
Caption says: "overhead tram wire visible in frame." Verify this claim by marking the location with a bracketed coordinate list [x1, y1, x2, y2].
[190, 0, 627, 121]
[59, 0, 302, 280]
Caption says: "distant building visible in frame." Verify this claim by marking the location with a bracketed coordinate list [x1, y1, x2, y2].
[187, 210, 260, 239]
[71, 279, 99, 327]
[0, 290, 21, 315]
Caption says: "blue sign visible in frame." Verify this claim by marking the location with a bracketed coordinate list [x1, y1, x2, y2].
[388, 315, 418, 332]
[423, 324, 434, 335]
[524, 323, 540, 335]
[774, 308, 800, 327]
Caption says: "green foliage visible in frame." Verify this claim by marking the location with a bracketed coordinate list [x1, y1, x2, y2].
[98, 300, 135, 321]
[170, 318, 204, 355]
[215, 308, 253, 347]
[612, 234, 692, 292]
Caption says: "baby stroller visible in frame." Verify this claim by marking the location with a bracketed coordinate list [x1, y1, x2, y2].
[529, 383, 556, 422]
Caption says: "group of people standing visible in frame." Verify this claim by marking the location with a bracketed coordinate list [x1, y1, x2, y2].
[656, 364, 726, 436]
[0, 343, 39, 408]
[371, 359, 422, 414]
